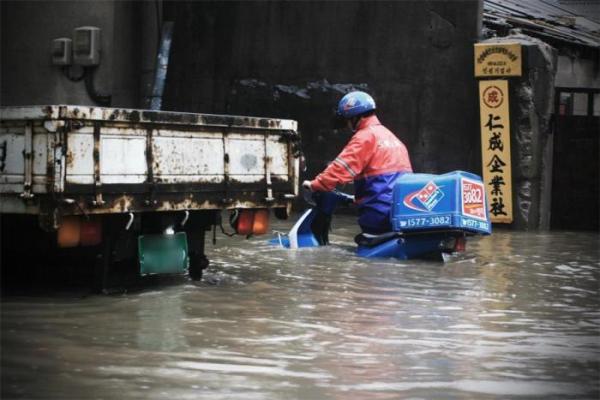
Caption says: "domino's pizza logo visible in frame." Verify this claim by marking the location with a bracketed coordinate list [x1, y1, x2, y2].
[403, 181, 445, 212]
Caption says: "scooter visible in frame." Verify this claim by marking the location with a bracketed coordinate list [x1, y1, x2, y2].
[271, 171, 492, 260]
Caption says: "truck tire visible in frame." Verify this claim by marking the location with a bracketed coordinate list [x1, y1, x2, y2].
[188, 252, 209, 281]
[92, 234, 112, 293]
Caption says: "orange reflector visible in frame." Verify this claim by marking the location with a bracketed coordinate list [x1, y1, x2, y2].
[236, 210, 255, 236]
[252, 209, 270, 235]
[57, 216, 81, 248]
[80, 218, 102, 246]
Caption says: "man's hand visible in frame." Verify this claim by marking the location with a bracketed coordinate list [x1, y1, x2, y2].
[302, 180, 313, 192]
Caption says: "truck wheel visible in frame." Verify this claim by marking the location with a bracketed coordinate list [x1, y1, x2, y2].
[188, 252, 209, 281]
[92, 234, 112, 293]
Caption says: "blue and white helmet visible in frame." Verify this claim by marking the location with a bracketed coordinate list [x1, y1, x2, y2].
[337, 91, 376, 119]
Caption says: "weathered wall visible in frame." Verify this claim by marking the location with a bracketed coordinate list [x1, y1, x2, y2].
[556, 54, 600, 88]
[512, 39, 558, 230]
[555, 54, 600, 116]
[162, 1, 483, 183]
[0, 0, 141, 108]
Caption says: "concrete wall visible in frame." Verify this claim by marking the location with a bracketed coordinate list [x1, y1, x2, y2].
[162, 1, 483, 182]
[2, 0, 483, 178]
[0, 0, 141, 108]
[2, 0, 488, 213]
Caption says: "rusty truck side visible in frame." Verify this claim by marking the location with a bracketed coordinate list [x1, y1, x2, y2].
[0, 105, 300, 288]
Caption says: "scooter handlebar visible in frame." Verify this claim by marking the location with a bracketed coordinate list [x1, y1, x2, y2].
[301, 189, 354, 216]
[333, 190, 354, 205]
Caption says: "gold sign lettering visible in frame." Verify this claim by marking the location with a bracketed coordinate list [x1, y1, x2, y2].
[474, 43, 522, 77]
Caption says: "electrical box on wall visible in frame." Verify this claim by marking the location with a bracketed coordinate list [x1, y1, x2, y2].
[52, 38, 72, 66]
[73, 26, 101, 66]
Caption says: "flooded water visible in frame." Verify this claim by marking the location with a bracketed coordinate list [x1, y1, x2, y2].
[2, 215, 599, 399]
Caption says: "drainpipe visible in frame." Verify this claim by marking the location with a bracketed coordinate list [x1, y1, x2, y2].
[148, 21, 174, 110]
[476, 0, 484, 39]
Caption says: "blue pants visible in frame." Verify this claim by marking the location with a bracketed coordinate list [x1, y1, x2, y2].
[315, 191, 392, 235]
[358, 208, 392, 235]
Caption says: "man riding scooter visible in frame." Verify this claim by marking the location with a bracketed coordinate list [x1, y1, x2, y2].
[302, 91, 413, 235]
[280, 91, 490, 258]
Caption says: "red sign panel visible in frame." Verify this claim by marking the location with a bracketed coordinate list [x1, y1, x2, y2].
[461, 178, 487, 221]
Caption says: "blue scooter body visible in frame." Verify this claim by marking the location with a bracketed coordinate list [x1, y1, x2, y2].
[355, 233, 452, 259]
[270, 190, 351, 249]
[271, 171, 492, 260]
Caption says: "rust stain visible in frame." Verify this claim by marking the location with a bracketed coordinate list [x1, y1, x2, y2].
[66, 150, 74, 167]
[42, 106, 53, 118]
[129, 110, 140, 123]
[46, 153, 55, 193]
[109, 109, 120, 121]
[54, 191, 291, 218]
[46, 106, 297, 133]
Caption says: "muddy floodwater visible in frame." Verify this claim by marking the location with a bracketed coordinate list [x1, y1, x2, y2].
[2, 215, 599, 399]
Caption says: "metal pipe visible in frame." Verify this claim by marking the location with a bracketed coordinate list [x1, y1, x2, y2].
[125, 212, 135, 230]
[149, 21, 174, 111]
[180, 210, 189, 227]
[139, 0, 161, 108]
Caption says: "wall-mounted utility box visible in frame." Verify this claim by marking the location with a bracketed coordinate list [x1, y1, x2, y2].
[73, 26, 101, 66]
[52, 38, 72, 66]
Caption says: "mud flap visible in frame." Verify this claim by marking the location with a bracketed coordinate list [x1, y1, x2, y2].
[138, 232, 189, 275]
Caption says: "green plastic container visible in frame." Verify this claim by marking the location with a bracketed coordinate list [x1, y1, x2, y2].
[138, 232, 189, 276]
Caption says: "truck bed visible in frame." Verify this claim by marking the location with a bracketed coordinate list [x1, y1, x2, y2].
[0, 105, 300, 218]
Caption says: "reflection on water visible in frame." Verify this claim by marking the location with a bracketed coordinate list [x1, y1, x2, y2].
[2, 215, 599, 399]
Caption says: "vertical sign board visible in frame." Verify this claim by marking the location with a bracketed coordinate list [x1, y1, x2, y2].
[479, 80, 513, 223]
[475, 42, 520, 224]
